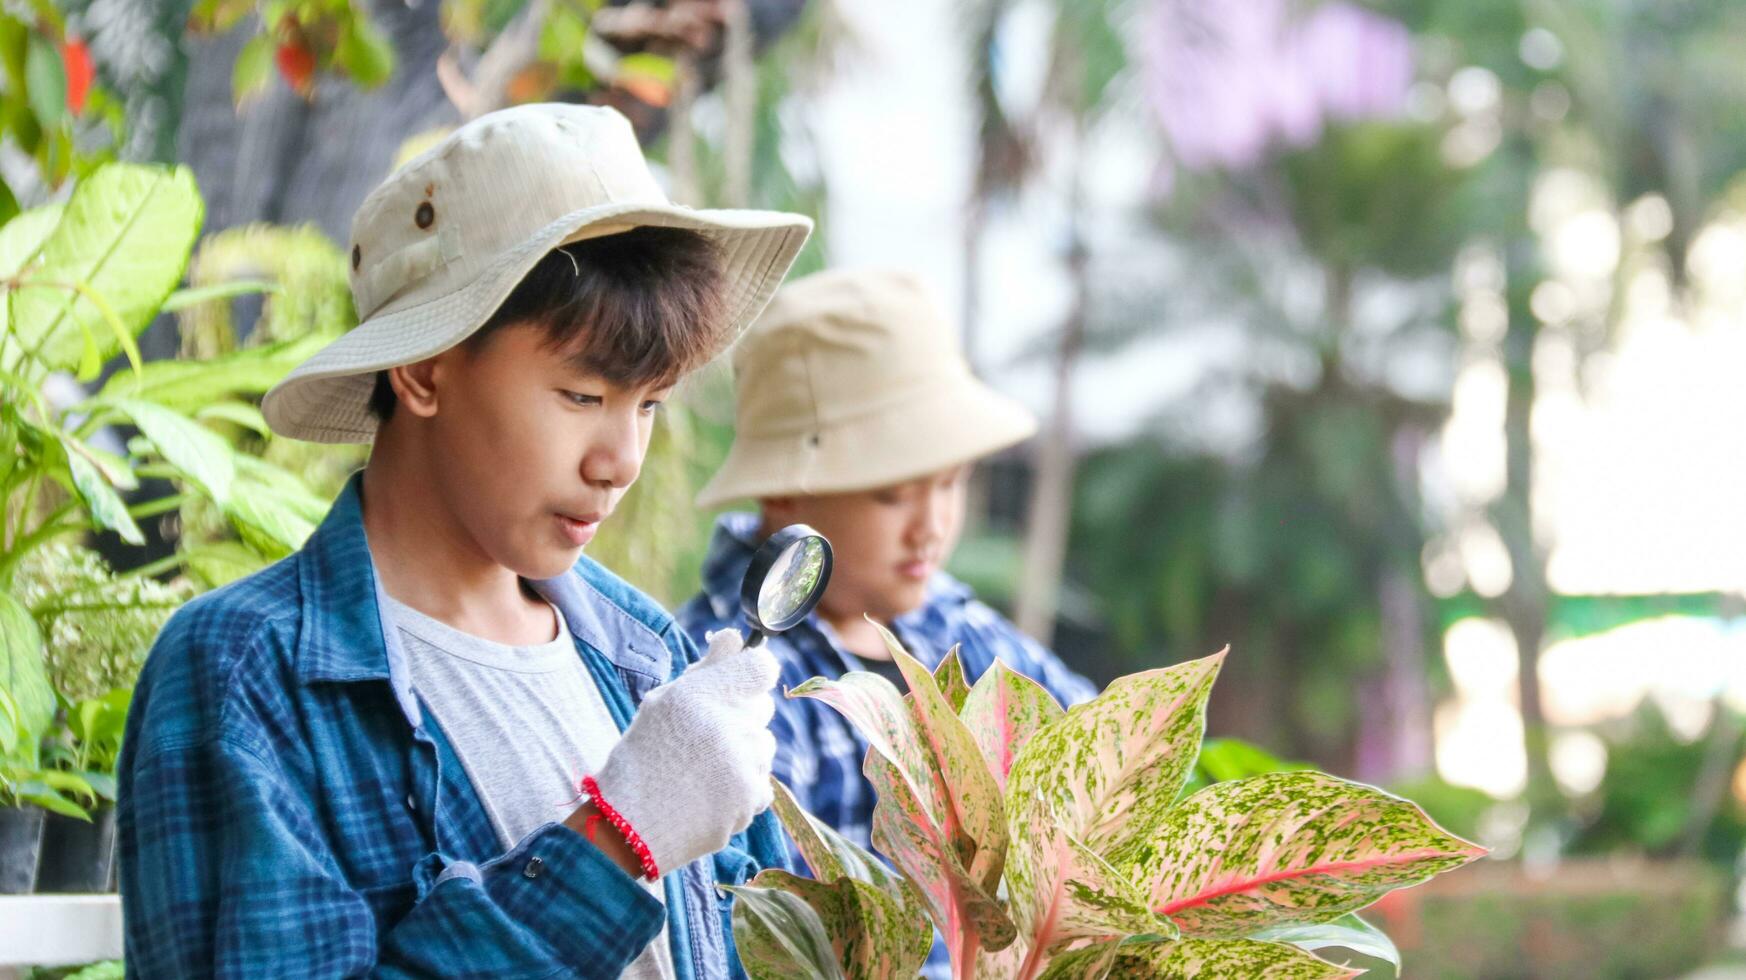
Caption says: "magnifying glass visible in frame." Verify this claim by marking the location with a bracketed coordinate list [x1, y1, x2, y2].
[740, 524, 834, 647]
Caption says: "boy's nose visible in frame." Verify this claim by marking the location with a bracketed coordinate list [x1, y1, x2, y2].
[581, 414, 644, 489]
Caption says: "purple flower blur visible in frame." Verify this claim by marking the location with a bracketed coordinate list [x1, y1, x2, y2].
[1140, 0, 1414, 175]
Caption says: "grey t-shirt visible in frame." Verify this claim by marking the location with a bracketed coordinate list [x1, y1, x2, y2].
[384, 593, 675, 980]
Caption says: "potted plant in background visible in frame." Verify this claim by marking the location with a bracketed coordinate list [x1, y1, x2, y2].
[0, 688, 93, 894]
[14, 541, 189, 892]
[0, 161, 334, 893]
[37, 687, 132, 892]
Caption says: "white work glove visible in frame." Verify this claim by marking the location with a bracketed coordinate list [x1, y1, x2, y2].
[591, 628, 780, 878]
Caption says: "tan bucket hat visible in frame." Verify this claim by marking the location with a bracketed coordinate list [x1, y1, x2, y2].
[696, 268, 1037, 508]
[262, 103, 812, 443]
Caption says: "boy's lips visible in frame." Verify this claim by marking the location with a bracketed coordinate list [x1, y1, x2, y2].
[555, 511, 603, 546]
[897, 558, 934, 581]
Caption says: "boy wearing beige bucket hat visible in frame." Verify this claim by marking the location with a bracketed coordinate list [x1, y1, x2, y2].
[121, 104, 808, 980]
[677, 268, 1096, 972]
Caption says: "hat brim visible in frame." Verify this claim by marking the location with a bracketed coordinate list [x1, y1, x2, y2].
[695, 374, 1038, 508]
[262, 201, 812, 444]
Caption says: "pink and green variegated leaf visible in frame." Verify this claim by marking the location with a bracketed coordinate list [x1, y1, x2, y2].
[1010, 650, 1224, 853]
[960, 659, 1064, 792]
[875, 621, 1008, 890]
[868, 752, 1018, 952]
[934, 646, 972, 713]
[1000, 811, 1171, 959]
[768, 777, 926, 914]
[724, 881, 845, 980]
[1002, 652, 1223, 953]
[1038, 938, 1361, 980]
[788, 669, 943, 819]
[749, 870, 934, 980]
[1138, 771, 1486, 938]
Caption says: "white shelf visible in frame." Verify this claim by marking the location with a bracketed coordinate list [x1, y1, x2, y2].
[0, 895, 123, 968]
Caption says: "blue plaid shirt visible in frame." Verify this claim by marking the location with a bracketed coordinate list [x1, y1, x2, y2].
[118, 476, 785, 979]
[676, 512, 1096, 855]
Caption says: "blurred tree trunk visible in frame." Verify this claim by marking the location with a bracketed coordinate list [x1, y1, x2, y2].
[1496, 231, 1554, 807]
[1353, 429, 1437, 784]
[1015, 128, 1086, 643]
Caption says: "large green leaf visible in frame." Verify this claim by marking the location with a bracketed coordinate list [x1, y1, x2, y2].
[58, 435, 143, 545]
[0, 204, 65, 276]
[9, 164, 202, 374]
[214, 454, 328, 559]
[0, 688, 20, 757]
[1003, 651, 1224, 953]
[1038, 938, 1360, 979]
[1139, 772, 1485, 938]
[18, 784, 91, 820]
[959, 658, 1063, 791]
[109, 398, 235, 505]
[0, 590, 52, 746]
[724, 880, 845, 980]
[96, 333, 327, 412]
[0, 203, 65, 338]
[753, 870, 933, 980]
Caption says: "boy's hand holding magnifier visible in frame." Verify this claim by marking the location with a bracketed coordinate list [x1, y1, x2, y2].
[567, 526, 833, 878]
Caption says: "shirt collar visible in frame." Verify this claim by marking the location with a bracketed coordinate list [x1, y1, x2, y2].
[295, 474, 668, 699]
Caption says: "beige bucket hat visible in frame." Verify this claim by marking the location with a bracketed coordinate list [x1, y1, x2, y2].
[697, 268, 1037, 508]
[262, 103, 812, 443]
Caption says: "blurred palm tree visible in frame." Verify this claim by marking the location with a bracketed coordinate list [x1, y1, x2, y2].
[1067, 1, 1475, 778]
[957, 0, 1131, 642]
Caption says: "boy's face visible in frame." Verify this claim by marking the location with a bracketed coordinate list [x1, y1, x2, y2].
[764, 466, 970, 624]
[407, 323, 672, 580]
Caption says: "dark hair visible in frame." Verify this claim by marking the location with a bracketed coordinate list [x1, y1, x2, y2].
[368, 225, 727, 422]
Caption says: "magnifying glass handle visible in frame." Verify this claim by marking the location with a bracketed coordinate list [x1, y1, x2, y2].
[745, 629, 768, 648]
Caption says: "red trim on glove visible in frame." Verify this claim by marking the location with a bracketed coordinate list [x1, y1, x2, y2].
[583, 775, 661, 880]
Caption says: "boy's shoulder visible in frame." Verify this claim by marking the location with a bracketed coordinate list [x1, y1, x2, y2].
[130, 554, 306, 756]
[152, 553, 305, 664]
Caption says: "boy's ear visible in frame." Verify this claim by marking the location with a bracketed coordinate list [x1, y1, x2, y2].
[388, 357, 443, 419]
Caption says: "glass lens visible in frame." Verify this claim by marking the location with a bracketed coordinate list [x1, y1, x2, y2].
[757, 537, 826, 626]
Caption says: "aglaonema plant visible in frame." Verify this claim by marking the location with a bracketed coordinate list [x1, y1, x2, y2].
[729, 624, 1484, 979]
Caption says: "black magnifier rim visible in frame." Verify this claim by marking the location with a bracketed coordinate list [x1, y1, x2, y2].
[741, 524, 834, 634]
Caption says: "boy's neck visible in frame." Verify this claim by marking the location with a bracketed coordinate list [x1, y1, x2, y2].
[360, 436, 557, 646]
[820, 607, 894, 662]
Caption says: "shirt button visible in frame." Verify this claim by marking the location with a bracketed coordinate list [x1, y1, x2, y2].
[405, 793, 418, 812]
[523, 857, 545, 879]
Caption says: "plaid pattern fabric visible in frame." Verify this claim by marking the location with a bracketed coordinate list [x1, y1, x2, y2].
[677, 512, 1098, 853]
[118, 476, 784, 979]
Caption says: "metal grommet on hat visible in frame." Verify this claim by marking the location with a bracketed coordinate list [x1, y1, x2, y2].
[415, 202, 435, 229]
[351, 245, 361, 270]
